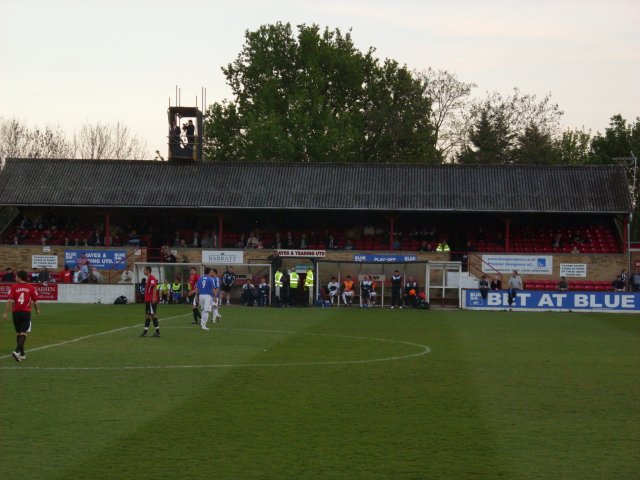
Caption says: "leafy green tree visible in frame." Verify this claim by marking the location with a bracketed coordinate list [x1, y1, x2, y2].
[591, 114, 640, 164]
[553, 128, 594, 165]
[457, 105, 514, 164]
[513, 124, 557, 165]
[204, 23, 439, 163]
[456, 89, 563, 165]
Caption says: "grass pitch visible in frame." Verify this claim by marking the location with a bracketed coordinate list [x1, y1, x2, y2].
[1, 304, 638, 479]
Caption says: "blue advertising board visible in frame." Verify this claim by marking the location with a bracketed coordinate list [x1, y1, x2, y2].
[463, 289, 640, 312]
[353, 254, 418, 263]
[64, 250, 127, 270]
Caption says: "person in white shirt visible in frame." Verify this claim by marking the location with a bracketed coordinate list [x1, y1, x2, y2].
[327, 277, 340, 304]
[507, 270, 523, 308]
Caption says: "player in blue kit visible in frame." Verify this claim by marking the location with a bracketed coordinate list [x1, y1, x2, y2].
[189, 267, 214, 330]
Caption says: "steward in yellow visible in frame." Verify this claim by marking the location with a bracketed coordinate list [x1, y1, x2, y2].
[304, 268, 314, 289]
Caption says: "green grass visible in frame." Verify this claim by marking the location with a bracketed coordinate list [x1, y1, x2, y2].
[1, 304, 638, 479]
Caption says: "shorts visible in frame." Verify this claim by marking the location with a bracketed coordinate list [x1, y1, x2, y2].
[145, 301, 158, 315]
[189, 294, 197, 306]
[13, 311, 32, 334]
[199, 294, 213, 313]
[221, 285, 231, 292]
[343, 291, 353, 297]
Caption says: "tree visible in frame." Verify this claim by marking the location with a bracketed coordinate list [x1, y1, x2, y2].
[553, 128, 594, 166]
[455, 89, 564, 164]
[513, 124, 557, 165]
[416, 68, 477, 161]
[204, 23, 439, 163]
[457, 104, 514, 164]
[74, 122, 148, 160]
[0, 118, 74, 162]
[591, 114, 640, 164]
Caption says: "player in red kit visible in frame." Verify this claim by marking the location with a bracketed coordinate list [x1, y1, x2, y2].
[140, 266, 160, 337]
[188, 266, 201, 325]
[3, 270, 40, 362]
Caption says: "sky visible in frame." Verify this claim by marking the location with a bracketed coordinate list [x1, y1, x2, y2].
[1, 0, 638, 158]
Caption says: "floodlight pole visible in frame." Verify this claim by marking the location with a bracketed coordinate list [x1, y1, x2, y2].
[628, 152, 637, 281]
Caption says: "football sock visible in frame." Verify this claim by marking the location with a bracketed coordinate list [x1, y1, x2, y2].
[152, 318, 159, 333]
[17, 335, 26, 355]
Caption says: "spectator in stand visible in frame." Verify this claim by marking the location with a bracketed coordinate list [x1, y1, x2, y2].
[299, 234, 308, 249]
[40, 267, 50, 284]
[191, 231, 200, 247]
[285, 231, 295, 249]
[490, 276, 502, 290]
[30, 268, 41, 283]
[494, 232, 505, 247]
[572, 230, 586, 244]
[631, 269, 640, 291]
[201, 232, 211, 248]
[344, 239, 354, 250]
[436, 239, 450, 252]
[78, 262, 90, 284]
[272, 232, 282, 249]
[325, 234, 335, 250]
[60, 265, 73, 283]
[619, 269, 627, 287]
[211, 232, 218, 248]
[128, 230, 140, 246]
[4, 267, 16, 283]
[557, 276, 569, 291]
[162, 246, 176, 263]
[571, 245, 580, 254]
[246, 231, 259, 249]
[90, 229, 102, 246]
[236, 234, 246, 249]
[552, 232, 563, 249]
[612, 275, 626, 291]
[73, 237, 81, 247]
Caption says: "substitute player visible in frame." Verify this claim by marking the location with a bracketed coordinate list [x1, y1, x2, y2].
[188, 266, 201, 325]
[140, 266, 160, 337]
[211, 268, 222, 323]
[3, 270, 40, 362]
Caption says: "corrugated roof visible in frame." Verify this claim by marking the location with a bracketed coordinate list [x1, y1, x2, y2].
[0, 158, 632, 213]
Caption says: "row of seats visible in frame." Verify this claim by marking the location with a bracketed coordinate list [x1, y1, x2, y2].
[524, 280, 615, 291]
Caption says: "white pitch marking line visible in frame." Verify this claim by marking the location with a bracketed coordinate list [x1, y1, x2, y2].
[0, 314, 432, 370]
[0, 313, 191, 361]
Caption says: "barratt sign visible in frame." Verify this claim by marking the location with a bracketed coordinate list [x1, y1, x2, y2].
[202, 250, 244, 264]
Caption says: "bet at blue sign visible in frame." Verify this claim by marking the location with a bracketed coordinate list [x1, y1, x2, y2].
[464, 290, 640, 312]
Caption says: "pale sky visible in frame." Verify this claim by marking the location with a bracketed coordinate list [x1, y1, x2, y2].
[1, 0, 638, 158]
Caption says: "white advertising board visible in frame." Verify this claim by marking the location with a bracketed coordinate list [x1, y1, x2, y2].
[482, 255, 553, 274]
